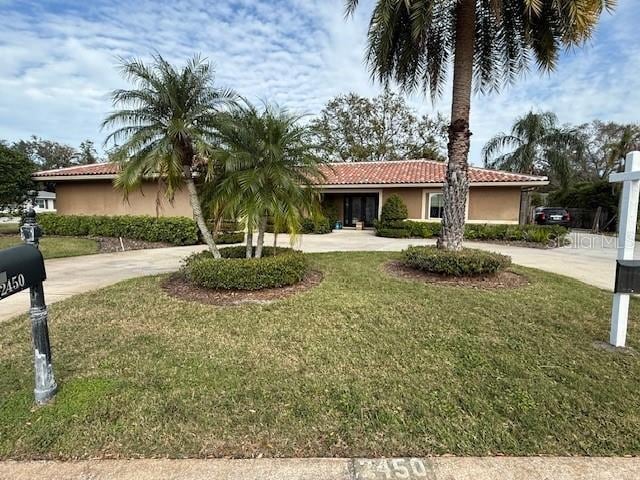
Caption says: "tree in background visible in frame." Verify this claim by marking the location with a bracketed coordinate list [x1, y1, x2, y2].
[76, 140, 99, 165]
[346, 0, 614, 250]
[311, 89, 447, 162]
[103, 54, 235, 258]
[209, 102, 325, 258]
[573, 121, 640, 180]
[13, 136, 77, 170]
[0, 142, 35, 212]
[13, 136, 103, 169]
[482, 111, 577, 191]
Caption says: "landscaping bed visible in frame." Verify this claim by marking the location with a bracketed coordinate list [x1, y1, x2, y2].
[384, 260, 528, 289]
[1, 252, 640, 459]
[163, 270, 323, 306]
[0, 235, 99, 259]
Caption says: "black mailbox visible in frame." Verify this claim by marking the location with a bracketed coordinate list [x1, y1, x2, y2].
[0, 245, 46, 300]
[614, 260, 640, 294]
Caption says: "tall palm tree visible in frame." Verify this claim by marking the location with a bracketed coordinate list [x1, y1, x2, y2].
[102, 54, 235, 258]
[208, 102, 325, 258]
[482, 111, 577, 189]
[346, 0, 614, 250]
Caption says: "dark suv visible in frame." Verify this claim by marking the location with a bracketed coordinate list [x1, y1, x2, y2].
[534, 207, 571, 226]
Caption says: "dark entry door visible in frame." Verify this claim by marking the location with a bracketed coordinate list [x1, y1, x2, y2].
[344, 194, 379, 227]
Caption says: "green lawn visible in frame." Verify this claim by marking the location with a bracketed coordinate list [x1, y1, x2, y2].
[0, 235, 98, 259]
[1, 251, 639, 459]
[0, 223, 19, 234]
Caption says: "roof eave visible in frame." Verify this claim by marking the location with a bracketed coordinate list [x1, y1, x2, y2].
[33, 174, 118, 181]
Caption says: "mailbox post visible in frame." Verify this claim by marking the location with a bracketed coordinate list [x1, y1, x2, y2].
[20, 198, 57, 404]
[609, 151, 640, 347]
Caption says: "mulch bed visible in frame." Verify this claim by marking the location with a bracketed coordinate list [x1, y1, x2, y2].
[161, 270, 324, 306]
[384, 260, 529, 289]
[94, 236, 174, 253]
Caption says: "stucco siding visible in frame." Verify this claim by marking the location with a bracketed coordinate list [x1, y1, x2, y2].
[55, 180, 193, 217]
[381, 188, 424, 219]
[468, 186, 521, 222]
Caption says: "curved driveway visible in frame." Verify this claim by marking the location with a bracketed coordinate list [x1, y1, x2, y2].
[0, 230, 629, 322]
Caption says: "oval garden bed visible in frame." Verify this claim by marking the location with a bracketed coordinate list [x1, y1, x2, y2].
[386, 245, 528, 289]
[163, 246, 322, 305]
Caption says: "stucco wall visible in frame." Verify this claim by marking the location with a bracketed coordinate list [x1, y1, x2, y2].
[382, 186, 522, 223]
[468, 186, 521, 222]
[381, 188, 424, 219]
[55, 180, 193, 217]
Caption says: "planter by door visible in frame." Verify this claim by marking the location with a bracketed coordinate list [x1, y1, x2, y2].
[344, 194, 379, 228]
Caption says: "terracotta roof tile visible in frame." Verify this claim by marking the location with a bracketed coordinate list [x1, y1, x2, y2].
[315, 160, 546, 185]
[34, 159, 547, 184]
[34, 163, 120, 177]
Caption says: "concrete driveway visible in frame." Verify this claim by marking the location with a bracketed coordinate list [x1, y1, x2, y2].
[0, 230, 628, 323]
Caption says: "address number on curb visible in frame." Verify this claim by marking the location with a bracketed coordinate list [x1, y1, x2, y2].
[354, 458, 434, 480]
[0, 272, 26, 299]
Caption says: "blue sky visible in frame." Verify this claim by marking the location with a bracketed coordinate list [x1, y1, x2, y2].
[0, 0, 638, 165]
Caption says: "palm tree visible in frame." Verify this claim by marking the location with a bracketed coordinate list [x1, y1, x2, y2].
[482, 111, 577, 189]
[208, 102, 325, 258]
[346, 0, 614, 250]
[102, 54, 235, 258]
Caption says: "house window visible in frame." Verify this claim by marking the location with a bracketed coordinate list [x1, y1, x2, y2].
[427, 193, 444, 219]
[35, 199, 46, 209]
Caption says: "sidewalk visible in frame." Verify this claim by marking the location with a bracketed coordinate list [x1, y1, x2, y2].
[1, 457, 638, 480]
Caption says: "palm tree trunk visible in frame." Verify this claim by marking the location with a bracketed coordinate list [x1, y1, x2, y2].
[255, 215, 268, 258]
[246, 223, 253, 259]
[437, 0, 476, 251]
[183, 166, 221, 259]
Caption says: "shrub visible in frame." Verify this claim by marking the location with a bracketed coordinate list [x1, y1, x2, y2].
[38, 213, 199, 245]
[212, 219, 244, 244]
[401, 246, 511, 277]
[380, 194, 408, 225]
[269, 217, 332, 234]
[182, 248, 309, 290]
[213, 231, 245, 244]
[218, 246, 294, 258]
[404, 220, 441, 238]
[322, 202, 340, 229]
[375, 227, 410, 238]
[301, 216, 332, 234]
[376, 220, 568, 246]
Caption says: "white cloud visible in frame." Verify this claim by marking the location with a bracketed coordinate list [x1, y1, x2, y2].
[0, 0, 638, 166]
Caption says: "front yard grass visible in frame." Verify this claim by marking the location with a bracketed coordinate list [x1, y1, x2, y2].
[1, 251, 639, 459]
[0, 235, 98, 259]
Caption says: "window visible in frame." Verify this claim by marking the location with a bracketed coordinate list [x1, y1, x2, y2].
[427, 193, 443, 219]
[35, 199, 46, 209]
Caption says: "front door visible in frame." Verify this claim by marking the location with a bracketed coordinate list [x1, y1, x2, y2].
[344, 193, 379, 227]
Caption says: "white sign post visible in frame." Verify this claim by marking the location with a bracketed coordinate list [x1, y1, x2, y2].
[609, 151, 640, 347]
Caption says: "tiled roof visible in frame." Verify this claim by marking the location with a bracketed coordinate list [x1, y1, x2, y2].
[316, 160, 547, 185]
[34, 163, 121, 177]
[34, 159, 547, 184]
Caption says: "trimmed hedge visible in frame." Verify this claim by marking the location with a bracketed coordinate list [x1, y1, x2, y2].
[301, 217, 332, 234]
[182, 247, 309, 290]
[377, 220, 568, 246]
[267, 217, 333, 234]
[375, 227, 410, 238]
[401, 245, 511, 277]
[219, 246, 294, 258]
[38, 213, 199, 245]
[213, 231, 245, 244]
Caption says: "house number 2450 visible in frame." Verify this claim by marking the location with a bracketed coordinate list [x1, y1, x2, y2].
[0, 273, 25, 298]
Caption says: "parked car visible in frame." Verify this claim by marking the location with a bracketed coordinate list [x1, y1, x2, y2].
[534, 207, 571, 226]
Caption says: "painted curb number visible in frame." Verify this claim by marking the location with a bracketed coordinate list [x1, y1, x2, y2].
[354, 458, 432, 480]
